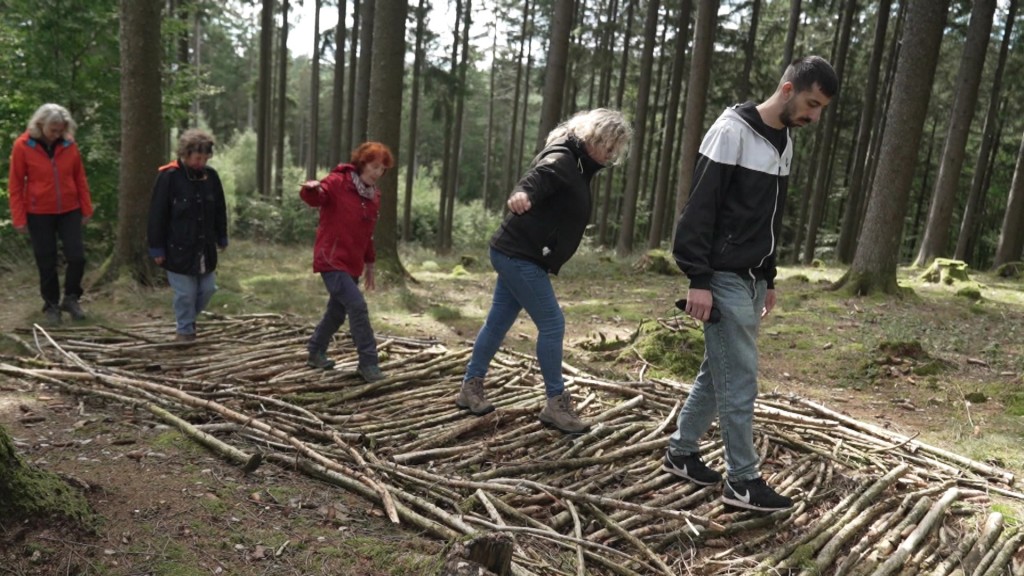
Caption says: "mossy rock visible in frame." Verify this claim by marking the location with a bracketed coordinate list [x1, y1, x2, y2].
[420, 260, 440, 272]
[919, 258, 970, 284]
[995, 261, 1024, 279]
[634, 249, 682, 276]
[877, 340, 928, 360]
[451, 264, 470, 277]
[956, 284, 982, 301]
[623, 322, 703, 377]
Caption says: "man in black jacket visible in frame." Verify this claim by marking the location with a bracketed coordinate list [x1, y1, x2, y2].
[663, 56, 838, 511]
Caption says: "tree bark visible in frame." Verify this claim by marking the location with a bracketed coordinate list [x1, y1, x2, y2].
[111, 0, 164, 286]
[403, 0, 426, 241]
[274, 0, 289, 199]
[535, 0, 574, 152]
[992, 130, 1024, 268]
[647, 0, 691, 249]
[257, 0, 275, 198]
[737, 0, 760, 102]
[672, 0, 717, 226]
[366, 0, 406, 285]
[913, 0, 996, 266]
[352, 0, 374, 145]
[780, 0, 801, 74]
[840, 0, 949, 296]
[956, 0, 1017, 264]
[837, 0, 892, 263]
[306, 0, 322, 179]
[437, 0, 462, 254]
[0, 423, 92, 524]
[503, 0, 530, 200]
[343, 0, 360, 156]
[615, 0, 660, 257]
[444, 0, 472, 252]
[329, 0, 348, 164]
[597, 0, 631, 247]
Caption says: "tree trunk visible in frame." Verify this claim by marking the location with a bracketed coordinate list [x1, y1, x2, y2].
[956, 0, 1017, 264]
[257, 0, 275, 198]
[343, 0, 360, 156]
[503, 0, 530, 199]
[737, 0, 760, 102]
[837, 0, 892, 263]
[615, 0, 660, 257]
[403, 0, 426, 241]
[438, 0, 462, 254]
[352, 0, 374, 145]
[110, 0, 164, 286]
[444, 0, 472, 252]
[839, 0, 949, 296]
[597, 0, 630, 247]
[536, 0, 573, 152]
[913, 0, 996, 266]
[801, 0, 856, 264]
[780, 0, 801, 74]
[647, 0, 691, 249]
[329, 0, 348, 164]
[274, 0, 289, 199]
[672, 0, 717, 226]
[307, 0, 322, 179]
[992, 130, 1024, 268]
[366, 0, 406, 285]
[0, 423, 92, 525]
[482, 19, 498, 213]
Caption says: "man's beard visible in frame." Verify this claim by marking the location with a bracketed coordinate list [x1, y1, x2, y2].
[780, 102, 810, 128]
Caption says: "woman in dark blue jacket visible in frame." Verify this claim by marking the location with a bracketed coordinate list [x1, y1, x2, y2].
[147, 129, 228, 342]
[456, 108, 632, 434]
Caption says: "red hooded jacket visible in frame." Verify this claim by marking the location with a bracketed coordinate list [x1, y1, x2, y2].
[7, 131, 93, 227]
[300, 163, 378, 276]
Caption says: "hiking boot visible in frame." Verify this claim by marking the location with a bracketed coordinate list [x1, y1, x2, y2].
[43, 305, 62, 326]
[358, 364, 385, 382]
[722, 477, 794, 512]
[456, 377, 494, 415]
[662, 451, 723, 486]
[306, 351, 336, 370]
[539, 391, 589, 434]
[60, 295, 86, 321]
[175, 332, 196, 343]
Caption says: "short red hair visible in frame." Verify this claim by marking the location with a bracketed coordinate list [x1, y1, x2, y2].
[351, 141, 395, 173]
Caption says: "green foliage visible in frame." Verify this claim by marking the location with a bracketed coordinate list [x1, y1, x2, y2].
[407, 165, 502, 248]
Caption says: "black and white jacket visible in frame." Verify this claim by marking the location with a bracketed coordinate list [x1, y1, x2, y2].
[490, 136, 604, 274]
[673, 102, 792, 290]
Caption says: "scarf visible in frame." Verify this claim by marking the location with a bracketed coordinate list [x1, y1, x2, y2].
[352, 172, 375, 200]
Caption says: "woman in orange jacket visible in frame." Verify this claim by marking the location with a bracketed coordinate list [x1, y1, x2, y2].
[8, 103, 93, 324]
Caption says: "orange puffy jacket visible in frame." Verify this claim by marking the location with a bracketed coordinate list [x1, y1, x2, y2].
[7, 131, 93, 228]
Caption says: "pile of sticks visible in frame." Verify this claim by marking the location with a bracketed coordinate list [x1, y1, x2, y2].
[2, 314, 1022, 575]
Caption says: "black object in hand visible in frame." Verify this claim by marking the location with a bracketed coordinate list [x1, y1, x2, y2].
[675, 298, 721, 323]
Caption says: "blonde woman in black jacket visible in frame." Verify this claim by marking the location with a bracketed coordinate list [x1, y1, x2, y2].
[455, 108, 632, 434]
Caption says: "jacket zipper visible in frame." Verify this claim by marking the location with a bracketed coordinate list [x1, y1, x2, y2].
[732, 110, 786, 269]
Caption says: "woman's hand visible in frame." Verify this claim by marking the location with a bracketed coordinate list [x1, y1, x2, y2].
[14, 225, 27, 235]
[507, 191, 532, 215]
[301, 180, 321, 191]
[364, 263, 376, 291]
[153, 256, 165, 266]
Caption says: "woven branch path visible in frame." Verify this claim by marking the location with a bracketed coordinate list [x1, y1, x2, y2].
[2, 313, 1023, 575]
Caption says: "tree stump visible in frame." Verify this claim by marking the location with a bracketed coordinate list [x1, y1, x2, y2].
[438, 533, 513, 576]
[919, 258, 970, 284]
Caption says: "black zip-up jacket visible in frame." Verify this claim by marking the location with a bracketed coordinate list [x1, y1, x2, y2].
[147, 160, 229, 275]
[490, 136, 604, 274]
[673, 103, 791, 289]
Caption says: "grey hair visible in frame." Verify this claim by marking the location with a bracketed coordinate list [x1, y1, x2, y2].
[545, 108, 633, 166]
[176, 128, 216, 159]
[26, 103, 77, 140]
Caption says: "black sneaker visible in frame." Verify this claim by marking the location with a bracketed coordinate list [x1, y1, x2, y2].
[60, 296, 86, 321]
[722, 477, 793, 512]
[662, 451, 723, 486]
[357, 364, 385, 382]
[43, 305, 62, 326]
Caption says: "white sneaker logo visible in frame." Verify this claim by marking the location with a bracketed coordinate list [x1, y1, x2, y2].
[734, 486, 751, 504]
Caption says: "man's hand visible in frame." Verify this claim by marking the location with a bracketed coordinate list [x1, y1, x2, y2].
[507, 191, 532, 215]
[364, 263, 376, 291]
[763, 289, 777, 317]
[685, 288, 714, 322]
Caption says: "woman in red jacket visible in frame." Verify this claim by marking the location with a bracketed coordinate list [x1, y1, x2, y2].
[300, 142, 393, 382]
[7, 103, 94, 324]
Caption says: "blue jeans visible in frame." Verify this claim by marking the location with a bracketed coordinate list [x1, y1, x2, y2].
[669, 271, 766, 481]
[166, 270, 217, 335]
[308, 271, 378, 368]
[466, 248, 565, 398]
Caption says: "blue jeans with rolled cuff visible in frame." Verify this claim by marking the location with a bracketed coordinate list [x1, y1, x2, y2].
[166, 270, 217, 336]
[668, 271, 766, 481]
[308, 271, 378, 368]
[465, 247, 566, 398]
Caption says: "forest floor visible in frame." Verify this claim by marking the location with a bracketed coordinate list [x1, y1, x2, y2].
[1, 238, 1024, 575]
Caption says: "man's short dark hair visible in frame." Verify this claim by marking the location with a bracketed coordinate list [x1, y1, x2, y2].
[784, 56, 839, 98]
